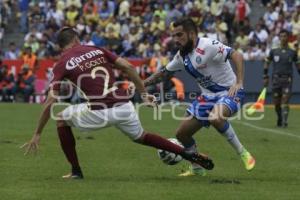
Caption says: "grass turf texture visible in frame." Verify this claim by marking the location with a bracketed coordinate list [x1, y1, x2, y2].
[0, 103, 300, 200]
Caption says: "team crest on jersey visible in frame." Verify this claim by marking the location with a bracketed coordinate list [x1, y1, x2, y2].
[285, 88, 289, 93]
[274, 55, 280, 62]
[196, 56, 202, 64]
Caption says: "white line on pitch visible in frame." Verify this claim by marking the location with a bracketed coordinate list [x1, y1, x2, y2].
[172, 104, 300, 139]
[233, 120, 300, 139]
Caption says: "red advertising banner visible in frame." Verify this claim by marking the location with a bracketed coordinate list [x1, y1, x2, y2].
[2, 59, 149, 80]
[2, 58, 149, 98]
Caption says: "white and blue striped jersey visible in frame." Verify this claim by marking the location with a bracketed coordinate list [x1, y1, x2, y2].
[166, 37, 237, 96]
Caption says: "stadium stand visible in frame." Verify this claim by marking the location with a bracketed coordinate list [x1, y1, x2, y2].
[0, 0, 299, 102]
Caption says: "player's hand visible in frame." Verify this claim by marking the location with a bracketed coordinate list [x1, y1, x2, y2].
[141, 93, 157, 107]
[228, 83, 243, 97]
[263, 76, 269, 87]
[20, 134, 41, 155]
[127, 82, 136, 96]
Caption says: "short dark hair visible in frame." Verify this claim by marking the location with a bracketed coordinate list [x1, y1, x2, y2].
[172, 18, 197, 34]
[279, 29, 289, 36]
[56, 27, 79, 48]
[25, 46, 32, 51]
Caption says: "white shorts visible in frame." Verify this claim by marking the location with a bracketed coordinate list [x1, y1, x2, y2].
[61, 102, 144, 140]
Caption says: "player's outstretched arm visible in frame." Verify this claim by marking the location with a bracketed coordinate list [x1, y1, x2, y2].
[228, 51, 244, 97]
[114, 57, 157, 104]
[144, 68, 174, 87]
[263, 51, 273, 87]
[21, 89, 58, 155]
[263, 61, 270, 87]
[114, 57, 147, 94]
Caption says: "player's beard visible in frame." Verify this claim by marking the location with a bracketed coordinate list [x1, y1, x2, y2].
[178, 39, 194, 57]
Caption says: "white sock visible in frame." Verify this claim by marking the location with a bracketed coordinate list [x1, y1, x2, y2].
[219, 122, 244, 154]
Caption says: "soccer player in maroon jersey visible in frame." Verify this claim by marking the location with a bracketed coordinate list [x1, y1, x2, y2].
[21, 27, 213, 179]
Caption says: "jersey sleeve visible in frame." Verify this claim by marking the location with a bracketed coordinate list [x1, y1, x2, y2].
[100, 48, 119, 63]
[49, 62, 65, 91]
[292, 50, 299, 64]
[208, 39, 233, 63]
[166, 51, 184, 72]
[265, 49, 273, 63]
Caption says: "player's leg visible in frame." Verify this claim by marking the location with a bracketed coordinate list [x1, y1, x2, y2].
[172, 97, 215, 176]
[272, 76, 283, 127]
[208, 104, 244, 154]
[135, 131, 213, 170]
[280, 77, 292, 127]
[175, 116, 207, 176]
[114, 102, 214, 170]
[281, 94, 291, 128]
[55, 103, 99, 179]
[133, 131, 213, 170]
[56, 117, 83, 179]
[209, 96, 255, 171]
[273, 90, 282, 127]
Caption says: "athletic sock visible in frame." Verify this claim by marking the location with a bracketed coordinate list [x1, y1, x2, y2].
[182, 138, 203, 169]
[281, 104, 289, 125]
[183, 138, 197, 153]
[217, 121, 244, 154]
[142, 133, 184, 155]
[57, 126, 81, 172]
[275, 104, 282, 123]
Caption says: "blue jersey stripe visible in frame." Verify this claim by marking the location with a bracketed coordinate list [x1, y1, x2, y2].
[206, 84, 229, 92]
[225, 48, 232, 62]
[184, 56, 204, 78]
[184, 56, 229, 93]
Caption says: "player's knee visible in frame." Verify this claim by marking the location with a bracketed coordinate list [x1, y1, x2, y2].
[132, 132, 145, 144]
[282, 95, 290, 104]
[208, 112, 223, 126]
[273, 93, 280, 100]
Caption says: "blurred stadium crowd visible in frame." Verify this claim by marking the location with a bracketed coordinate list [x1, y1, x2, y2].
[0, 0, 299, 102]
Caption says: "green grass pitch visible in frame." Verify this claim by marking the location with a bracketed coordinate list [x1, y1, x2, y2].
[0, 103, 300, 200]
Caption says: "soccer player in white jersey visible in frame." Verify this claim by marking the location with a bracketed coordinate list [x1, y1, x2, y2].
[21, 27, 214, 179]
[145, 18, 255, 176]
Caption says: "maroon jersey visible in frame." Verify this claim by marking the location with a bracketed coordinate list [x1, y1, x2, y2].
[50, 44, 129, 109]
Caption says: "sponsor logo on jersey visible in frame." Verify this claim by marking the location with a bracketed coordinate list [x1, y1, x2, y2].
[196, 48, 205, 55]
[218, 46, 224, 54]
[274, 55, 280, 62]
[66, 49, 104, 70]
[196, 75, 214, 88]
